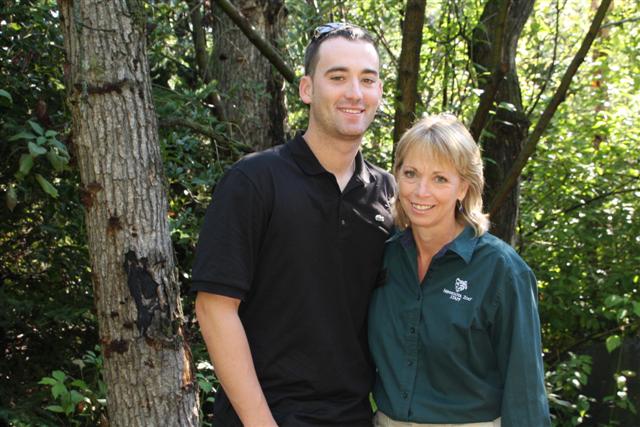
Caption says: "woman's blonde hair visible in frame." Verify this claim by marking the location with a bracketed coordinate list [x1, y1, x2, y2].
[393, 113, 489, 236]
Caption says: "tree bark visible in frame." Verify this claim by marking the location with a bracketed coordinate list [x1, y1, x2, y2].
[470, 0, 534, 244]
[392, 0, 427, 146]
[58, 1, 199, 425]
[211, 0, 287, 150]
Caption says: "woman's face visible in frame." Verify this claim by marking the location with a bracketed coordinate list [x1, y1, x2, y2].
[398, 147, 468, 233]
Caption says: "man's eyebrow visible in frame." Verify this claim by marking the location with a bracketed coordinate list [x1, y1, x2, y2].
[324, 66, 379, 76]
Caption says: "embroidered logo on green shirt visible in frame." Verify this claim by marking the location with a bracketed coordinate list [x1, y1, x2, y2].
[443, 278, 473, 302]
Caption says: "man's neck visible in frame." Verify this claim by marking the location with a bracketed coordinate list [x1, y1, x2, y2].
[302, 128, 361, 179]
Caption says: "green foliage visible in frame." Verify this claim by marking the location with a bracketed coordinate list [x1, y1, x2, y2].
[38, 347, 107, 425]
[546, 353, 594, 426]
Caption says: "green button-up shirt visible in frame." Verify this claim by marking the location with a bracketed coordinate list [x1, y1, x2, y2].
[368, 226, 550, 426]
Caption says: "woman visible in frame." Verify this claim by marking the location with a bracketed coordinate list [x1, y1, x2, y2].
[368, 114, 550, 427]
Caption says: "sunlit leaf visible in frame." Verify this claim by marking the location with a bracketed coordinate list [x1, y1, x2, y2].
[606, 335, 622, 353]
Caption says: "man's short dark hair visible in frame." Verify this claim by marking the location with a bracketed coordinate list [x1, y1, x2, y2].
[304, 23, 378, 76]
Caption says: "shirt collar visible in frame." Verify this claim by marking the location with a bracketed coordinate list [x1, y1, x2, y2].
[389, 225, 478, 264]
[288, 132, 373, 184]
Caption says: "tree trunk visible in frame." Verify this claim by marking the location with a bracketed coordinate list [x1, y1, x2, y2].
[211, 0, 287, 150]
[58, 1, 199, 425]
[470, 0, 534, 245]
[393, 0, 427, 146]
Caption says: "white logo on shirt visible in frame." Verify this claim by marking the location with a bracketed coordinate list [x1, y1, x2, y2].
[443, 278, 473, 302]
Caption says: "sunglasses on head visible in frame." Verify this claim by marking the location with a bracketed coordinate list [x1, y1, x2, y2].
[311, 22, 351, 43]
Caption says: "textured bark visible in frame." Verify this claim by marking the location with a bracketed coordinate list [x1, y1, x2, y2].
[58, 1, 199, 425]
[393, 0, 427, 146]
[470, 0, 534, 245]
[211, 0, 287, 150]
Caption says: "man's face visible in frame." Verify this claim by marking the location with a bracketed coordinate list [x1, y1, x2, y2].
[300, 37, 383, 142]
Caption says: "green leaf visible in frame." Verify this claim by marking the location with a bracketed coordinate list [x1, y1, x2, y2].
[39, 377, 58, 386]
[51, 383, 66, 399]
[606, 335, 622, 353]
[45, 405, 65, 413]
[70, 379, 88, 389]
[28, 120, 45, 136]
[45, 130, 58, 137]
[0, 89, 12, 103]
[70, 390, 85, 404]
[47, 150, 67, 172]
[35, 174, 59, 198]
[18, 154, 34, 176]
[8, 131, 37, 141]
[633, 302, 640, 317]
[28, 141, 48, 157]
[52, 370, 66, 382]
[6, 186, 17, 211]
[605, 294, 624, 307]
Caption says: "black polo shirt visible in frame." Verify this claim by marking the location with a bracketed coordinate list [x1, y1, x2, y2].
[192, 134, 395, 426]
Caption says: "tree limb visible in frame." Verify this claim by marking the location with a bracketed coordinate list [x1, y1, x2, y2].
[212, 0, 296, 84]
[546, 319, 640, 367]
[524, 184, 640, 238]
[489, 0, 613, 215]
[392, 0, 427, 145]
[158, 116, 253, 152]
[602, 15, 640, 29]
[469, 0, 512, 141]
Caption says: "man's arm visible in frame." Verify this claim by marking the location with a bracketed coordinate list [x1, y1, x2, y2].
[195, 292, 277, 427]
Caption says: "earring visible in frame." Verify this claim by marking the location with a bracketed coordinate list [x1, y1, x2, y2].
[456, 199, 464, 213]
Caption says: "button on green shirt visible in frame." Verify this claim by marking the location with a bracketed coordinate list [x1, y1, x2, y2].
[368, 226, 550, 426]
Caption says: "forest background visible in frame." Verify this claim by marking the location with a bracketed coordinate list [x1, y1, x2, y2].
[1, 0, 639, 425]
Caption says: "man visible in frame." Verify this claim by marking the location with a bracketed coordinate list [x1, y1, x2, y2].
[192, 23, 395, 426]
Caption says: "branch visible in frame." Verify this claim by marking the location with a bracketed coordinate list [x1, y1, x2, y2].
[369, 26, 398, 68]
[469, 0, 512, 141]
[602, 15, 640, 29]
[525, 0, 561, 118]
[546, 319, 640, 367]
[158, 116, 252, 152]
[488, 0, 613, 215]
[392, 0, 427, 144]
[212, 0, 296, 84]
[185, 0, 226, 121]
[523, 184, 640, 238]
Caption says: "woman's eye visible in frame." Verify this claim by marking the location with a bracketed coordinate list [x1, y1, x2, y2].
[435, 176, 448, 183]
[403, 170, 416, 179]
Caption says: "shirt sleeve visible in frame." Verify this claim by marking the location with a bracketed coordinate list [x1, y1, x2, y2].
[491, 267, 551, 427]
[191, 167, 269, 300]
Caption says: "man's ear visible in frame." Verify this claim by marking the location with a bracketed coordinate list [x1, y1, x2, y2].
[299, 75, 313, 105]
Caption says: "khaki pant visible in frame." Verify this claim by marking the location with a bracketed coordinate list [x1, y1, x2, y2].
[373, 411, 501, 427]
